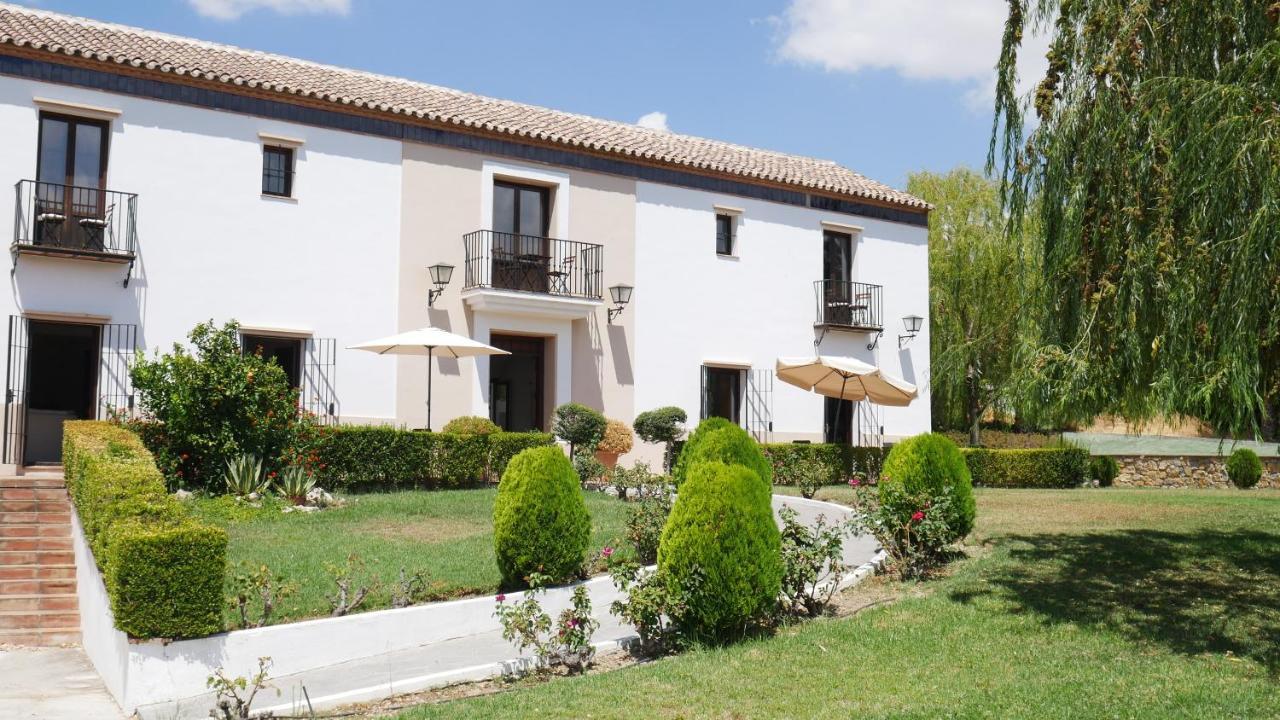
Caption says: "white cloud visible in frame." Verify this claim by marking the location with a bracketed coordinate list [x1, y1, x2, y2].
[775, 0, 1049, 108]
[636, 111, 670, 132]
[188, 0, 351, 21]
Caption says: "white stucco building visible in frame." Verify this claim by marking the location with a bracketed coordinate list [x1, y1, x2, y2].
[0, 4, 930, 470]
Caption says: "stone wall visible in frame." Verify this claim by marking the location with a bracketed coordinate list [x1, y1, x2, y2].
[1113, 455, 1280, 489]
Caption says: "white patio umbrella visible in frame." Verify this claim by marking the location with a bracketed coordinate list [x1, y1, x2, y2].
[349, 327, 508, 431]
[775, 354, 918, 418]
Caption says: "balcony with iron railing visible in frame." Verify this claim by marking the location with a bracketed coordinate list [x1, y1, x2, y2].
[463, 229, 603, 302]
[13, 180, 137, 265]
[814, 280, 883, 332]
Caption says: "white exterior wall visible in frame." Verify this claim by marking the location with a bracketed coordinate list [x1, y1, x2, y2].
[0, 76, 402, 423]
[634, 181, 931, 443]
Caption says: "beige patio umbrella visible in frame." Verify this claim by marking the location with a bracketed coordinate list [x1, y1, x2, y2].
[349, 327, 508, 431]
[775, 355, 918, 407]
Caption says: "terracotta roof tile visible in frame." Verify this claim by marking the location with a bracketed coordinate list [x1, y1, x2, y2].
[0, 3, 928, 211]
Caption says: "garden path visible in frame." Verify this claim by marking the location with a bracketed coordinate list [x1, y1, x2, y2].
[134, 495, 879, 720]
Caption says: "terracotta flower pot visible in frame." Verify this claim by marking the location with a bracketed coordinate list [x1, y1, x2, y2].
[595, 450, 619, 469]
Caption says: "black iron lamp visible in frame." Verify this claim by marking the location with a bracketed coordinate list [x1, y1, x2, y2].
[898, 314, 924, 348]
[607, 283, 633, 324]
[427, 263, 454, 307]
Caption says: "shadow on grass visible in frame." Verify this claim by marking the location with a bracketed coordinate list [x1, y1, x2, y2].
[950, 529, 1280, 672]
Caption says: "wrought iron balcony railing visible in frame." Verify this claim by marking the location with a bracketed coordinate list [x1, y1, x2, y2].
[814, 280, 883, 331]
[13, 180, 137, 260]
[463, 229, 603, 300]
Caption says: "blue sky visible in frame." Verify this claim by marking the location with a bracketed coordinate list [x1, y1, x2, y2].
[12, 1, 1041, 190]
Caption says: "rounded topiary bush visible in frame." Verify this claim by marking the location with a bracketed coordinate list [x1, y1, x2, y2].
[493, 446, 591, 588]
[880, 433, 975, 540]
[659, 461, 781, 639]
[1089, 455, 1119, 487]
[1226, 448, 1262, 489]
[442, 415, 500, 435]
[672, 418, 772, 491]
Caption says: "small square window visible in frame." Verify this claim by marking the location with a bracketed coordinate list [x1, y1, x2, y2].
[715, 213, 734, 255]
[261, 145, 294, 197]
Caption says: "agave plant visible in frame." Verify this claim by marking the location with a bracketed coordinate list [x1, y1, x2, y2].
[224, 454, 267, 498]
[275, 465, 316, 506]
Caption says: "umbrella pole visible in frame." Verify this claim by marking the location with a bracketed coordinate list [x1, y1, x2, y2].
[834, 375, 848, 444]
[427, 346, 434, 432]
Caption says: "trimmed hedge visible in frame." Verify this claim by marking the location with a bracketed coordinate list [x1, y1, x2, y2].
[493, 446, 591, 588]
[658, 460, 782, 639]
[314, 426, 553, 489]
[761, 443, 887, 486]
[961, 447, 1090, 489]
[63, 421, 227, 639]
[881, 433, 976, 541]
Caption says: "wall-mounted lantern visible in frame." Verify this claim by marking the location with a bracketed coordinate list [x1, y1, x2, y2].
[427, 263, 454, 307]
[898, 314, 924, 348]
[607, 283, 633, 324]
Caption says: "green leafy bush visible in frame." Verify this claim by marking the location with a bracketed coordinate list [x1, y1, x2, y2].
[881, 433, 975, 541]
[442, 416, 501, 435]
[552, 402, 607, 456]
[313, 426, 552, 488]
[129, 321, 304, 490]
[672, 419, 772, 492]
[847, 480, 958, 580]
[64, 421, 226, 639]
[1227, 448, 1263, 489]
[658, 461, 782, 641]
[633, 407, 687, 471]
[1088, 455, 1120, 487]
[961, 447, 1089, 489]
[493, 446, 591, 588]
[762, 443, 887, 487]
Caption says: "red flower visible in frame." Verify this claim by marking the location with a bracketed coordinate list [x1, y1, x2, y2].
[496, 593, 506, 603]
[848, 476, 861, 488]
[601, 546, 614, 558]
[911, 511, 925, 523]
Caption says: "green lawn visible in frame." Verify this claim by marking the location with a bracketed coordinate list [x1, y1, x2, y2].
[189, 488, 629, 627]
[394, 487, 1280, 719]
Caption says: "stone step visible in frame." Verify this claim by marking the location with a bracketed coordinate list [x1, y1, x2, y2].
[0, 524, 70, 539]
[0, 609, 79, 630]
[0, 564, 76, 581]
[0, 488, 66, 501]
[0, 594, 77, 612]
[0, 577, 76, 595]
[0, 537, 72, 552]
[0, 628, 81, 646]
[0, 511, 71, 524]
[0, 477, 66, 489]
[0, 550, 74, 566]
[0, 499, 71, 513]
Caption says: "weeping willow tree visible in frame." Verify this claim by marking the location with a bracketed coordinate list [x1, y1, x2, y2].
[909, 168, 1042, 444]
[991, 1, 1280, 438]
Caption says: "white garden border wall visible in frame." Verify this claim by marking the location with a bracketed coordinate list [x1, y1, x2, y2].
[73, 495, 875, 716]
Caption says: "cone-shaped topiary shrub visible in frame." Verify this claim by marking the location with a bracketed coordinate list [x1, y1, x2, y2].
[1226, 448, 1263, 489]
[672, 418, 772, 492]
[493, 445, 591, 588]
[658, 460, 782, 640]
[880, 433, 975, 541]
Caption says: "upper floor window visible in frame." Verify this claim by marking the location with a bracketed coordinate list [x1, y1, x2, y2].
[715, 213, 734, 255]
[493, 180, 550, 237]
[38, 113, 109, 191]
[261, 145, 294, 197]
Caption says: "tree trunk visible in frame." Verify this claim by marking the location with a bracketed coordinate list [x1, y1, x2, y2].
[966, 361, 981, 446]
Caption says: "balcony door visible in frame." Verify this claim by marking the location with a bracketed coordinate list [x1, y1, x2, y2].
[492, 181, 550, 293]
[821, 230, 854, 326]
[35, 113, 110, 251]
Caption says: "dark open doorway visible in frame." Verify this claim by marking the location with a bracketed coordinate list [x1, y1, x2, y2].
[242, 334, 303, 389]
[489, 334, 545, 431]
[824, 397, 853, 444]
[25, 321, 99, 464]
